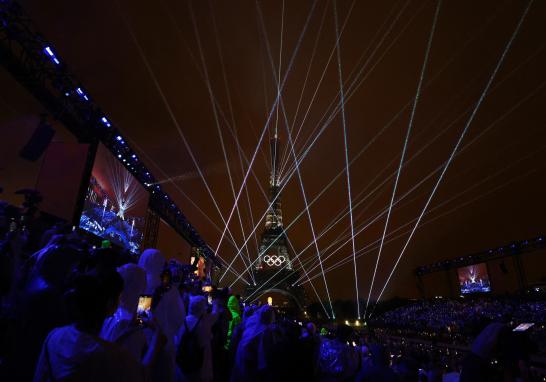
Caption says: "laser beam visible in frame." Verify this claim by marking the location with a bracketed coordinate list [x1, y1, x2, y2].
[364, 0, 442, 319]
[217, 0, 318, 281]
[370, 0, 534, 311]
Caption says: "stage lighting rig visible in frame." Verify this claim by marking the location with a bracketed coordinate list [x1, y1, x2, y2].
[0, 0, 216, 264]
[75, 87, 89, 101]
[101, 117, 111, 127]
[43, 46, 60, 65]
[415, 235, 545, 275]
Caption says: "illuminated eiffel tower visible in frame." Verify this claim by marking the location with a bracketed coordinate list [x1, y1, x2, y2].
[244, 135, 306, 310]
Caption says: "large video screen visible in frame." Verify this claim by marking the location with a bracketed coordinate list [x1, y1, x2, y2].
[79, 144, 149, 253]
[457, 263, 491, 294]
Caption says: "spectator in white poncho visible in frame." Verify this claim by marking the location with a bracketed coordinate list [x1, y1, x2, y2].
[175, 295, 220, 382]
[139, 249, 186, 382]
[100, 263, 148, 361]
[231, 305, 276, 382]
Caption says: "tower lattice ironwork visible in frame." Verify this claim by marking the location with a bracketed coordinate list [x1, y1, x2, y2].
[244, 136, 307, 310]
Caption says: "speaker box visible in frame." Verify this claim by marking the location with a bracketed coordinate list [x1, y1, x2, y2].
[19, 118, 55, 161]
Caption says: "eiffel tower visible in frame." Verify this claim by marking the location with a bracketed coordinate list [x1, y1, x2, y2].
[244, 135, 307, 310]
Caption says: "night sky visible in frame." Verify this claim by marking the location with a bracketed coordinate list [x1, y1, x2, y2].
[2, 0, 546, 302]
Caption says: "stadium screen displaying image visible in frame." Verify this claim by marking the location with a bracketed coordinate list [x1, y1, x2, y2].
[79, 144, 149, 253]
[457, 263, 491, 294]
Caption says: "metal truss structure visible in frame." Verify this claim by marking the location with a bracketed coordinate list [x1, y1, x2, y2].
[0, 0, 217, 264]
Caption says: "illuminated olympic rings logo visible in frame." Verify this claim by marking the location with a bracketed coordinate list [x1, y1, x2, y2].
[263, 255, 286, 267]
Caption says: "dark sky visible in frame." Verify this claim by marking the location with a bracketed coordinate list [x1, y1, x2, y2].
[3, 0, 546, 303]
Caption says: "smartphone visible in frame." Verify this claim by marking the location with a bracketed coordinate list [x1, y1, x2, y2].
[137, 295, 153, 320]
[513, 323, 534, 332]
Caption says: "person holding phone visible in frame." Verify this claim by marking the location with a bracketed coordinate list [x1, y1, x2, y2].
[33, 270, 166, 382]
[101, 264, 150, 361]
[139, 249, 186, 382]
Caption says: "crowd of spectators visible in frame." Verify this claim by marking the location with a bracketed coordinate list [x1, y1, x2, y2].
[0, 195, 545, 381]
[370, 297, 546, 354]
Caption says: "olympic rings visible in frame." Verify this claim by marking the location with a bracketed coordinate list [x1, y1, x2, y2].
[263, 255, 286, 266]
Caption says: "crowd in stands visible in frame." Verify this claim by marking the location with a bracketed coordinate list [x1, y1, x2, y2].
[0, 196, 545, 381]
[370, 297, 546, 354]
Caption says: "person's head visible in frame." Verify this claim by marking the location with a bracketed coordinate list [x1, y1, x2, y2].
[188, 295, 208, 318]
[66, 270, 124, 332]
[228, 295, 242, 316]
[138, 249, 166, 293]
[117, 263, 147, 315]
[306, 322, 317, 336]
[37, 244, 82, 289]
